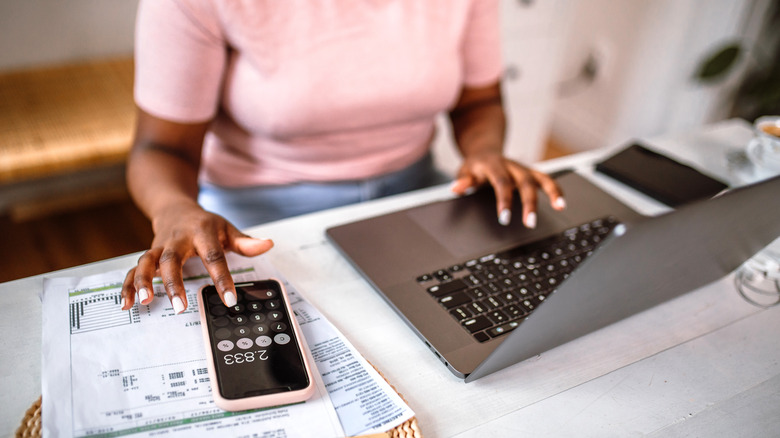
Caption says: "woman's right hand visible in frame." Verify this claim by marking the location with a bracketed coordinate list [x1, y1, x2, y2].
[120, 109, 274, 314]
[119, 200, 274, 314]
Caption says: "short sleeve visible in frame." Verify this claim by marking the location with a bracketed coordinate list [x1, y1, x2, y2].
[461, 0, 503, 86]
[134, 0, 227, 123]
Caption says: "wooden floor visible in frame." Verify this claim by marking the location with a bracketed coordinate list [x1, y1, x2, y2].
[0, 141, 573, 283]
[0, 197, 154, 283]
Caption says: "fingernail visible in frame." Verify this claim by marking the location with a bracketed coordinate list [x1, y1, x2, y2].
[223, 291, 237, 307]
[450, 180, 476, 196]
[172, 296, 185, 314]
[499, 209, 512, 226]
[120, 297, 126, 309]
[524, 212, 537, 229]
[554, 197, 567, 210]
[139, 287, 150, 303]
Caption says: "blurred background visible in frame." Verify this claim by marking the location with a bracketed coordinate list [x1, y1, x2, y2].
[1, 0, 778, 282]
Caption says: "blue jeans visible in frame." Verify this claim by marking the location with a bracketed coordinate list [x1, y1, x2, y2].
[198, 153, 449, 228]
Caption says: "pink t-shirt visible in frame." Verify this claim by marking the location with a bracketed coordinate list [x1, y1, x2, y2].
[134, 0, 502, 186]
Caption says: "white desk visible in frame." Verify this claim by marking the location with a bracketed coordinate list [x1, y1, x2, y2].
[3, 119, 779, 437]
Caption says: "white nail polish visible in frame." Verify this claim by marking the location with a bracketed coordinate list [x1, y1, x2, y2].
[172, 296, 185, 314]
[525, 212, 537, 229]
[463, 186, 477, 196]
[120, 298, 126, 309]
[554, 197, 567, 210]
[138, 287, 150, 303]
[224, 291, 237, 307]
[499, 209, 511, 226]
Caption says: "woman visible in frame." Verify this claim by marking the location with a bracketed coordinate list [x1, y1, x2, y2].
[120, 0, 565, 314]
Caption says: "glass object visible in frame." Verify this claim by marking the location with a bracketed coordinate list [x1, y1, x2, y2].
[735, 237, 780, 308]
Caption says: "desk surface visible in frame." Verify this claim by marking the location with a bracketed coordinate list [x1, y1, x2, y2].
[3, 119, 779, 437]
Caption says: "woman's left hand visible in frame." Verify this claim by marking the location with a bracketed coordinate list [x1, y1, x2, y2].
[451, 151, 566, 228]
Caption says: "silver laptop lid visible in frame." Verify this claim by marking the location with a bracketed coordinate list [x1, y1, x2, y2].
[467, 175, 780, 381]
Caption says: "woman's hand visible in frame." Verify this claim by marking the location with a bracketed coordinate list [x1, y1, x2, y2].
[449, 81, 565, 227]
[119, 200, 274, 314]
[451, 151, 566, 228]
[119, 110, 274, 313]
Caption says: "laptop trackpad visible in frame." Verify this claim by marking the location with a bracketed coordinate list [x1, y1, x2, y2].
[407, 172, 639, 259]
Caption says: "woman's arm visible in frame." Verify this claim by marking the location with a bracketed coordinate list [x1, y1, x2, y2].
[449, 81, 565, 228]
[120, 109, 273, 314]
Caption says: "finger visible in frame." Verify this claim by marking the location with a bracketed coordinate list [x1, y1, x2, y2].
[450, 175, 478, 196]
[483, 167, 515, 226]
[134, 248, 161, 306]
[121, 267, 137, 310]
[508, 167, 539, 229]
[227, 228, 275, 258]
[531, 170, 566, 210]
[194, 233, 239, 308]
[158, 246, 188, 314]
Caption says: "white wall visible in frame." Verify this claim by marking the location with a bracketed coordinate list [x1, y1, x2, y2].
[0, 0, 139, 70]
[551, 0, 768, 152]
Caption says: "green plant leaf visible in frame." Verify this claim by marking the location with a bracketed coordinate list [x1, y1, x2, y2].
[695, 43, 742, 82]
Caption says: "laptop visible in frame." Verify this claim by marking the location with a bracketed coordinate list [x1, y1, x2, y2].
[326, 171, 780, 382]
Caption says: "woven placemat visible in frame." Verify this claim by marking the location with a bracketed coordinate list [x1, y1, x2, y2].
[16, 396, 41, 438]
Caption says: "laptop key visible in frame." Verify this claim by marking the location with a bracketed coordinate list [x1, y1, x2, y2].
[427, 279, 467, 297]
[497, 291, 518, 305]
[473, 331, 490, 342]
[487, 320, 522, 338]
[467, 286, 488, 300]
[450, 306, 473, 320]
[439, 291, 472, 309]
[416, 274, 433, 283]
[464, 274, 482, 286]
[504, 305, 527, 318]
[482, 296, 502, 310]
[462, 316, 492, 333]
[434, 269, 452, 281]
[468, 301, 487, 314]
[486, 309, 509, 325]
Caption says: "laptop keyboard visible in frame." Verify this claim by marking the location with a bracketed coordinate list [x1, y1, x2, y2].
[416, 216, 620, 342]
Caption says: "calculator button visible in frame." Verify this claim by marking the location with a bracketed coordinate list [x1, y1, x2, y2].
[217, 340, 234, 352]
[209, 306, 227, 317]
[212, 316, 230, 327]
[255, 336, 272, 347]
[248, 302, 263, 312]
[274, 333, 291, 345]
[252, 324, 269, 335]
[249, 313, 266, 323]
[268, 311, 283, 321]
[215, 328, 231, 340]
[231, 315, 248, 325]
[208, 294, 224, 305]
[271, 322, 287, 333]
[265, 300, 281, 310]
[256, 288, 277, 299]
[228, 304, 245, 314]
[236, 338, 254, 350]
[233, 326, 250, 337]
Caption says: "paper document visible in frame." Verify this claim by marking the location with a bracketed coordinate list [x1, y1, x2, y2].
[41, 255, 414, 437]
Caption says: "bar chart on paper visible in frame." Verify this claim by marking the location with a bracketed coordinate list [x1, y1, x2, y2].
[67, 278, 206, 334]
[69, 285, 136, 334]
